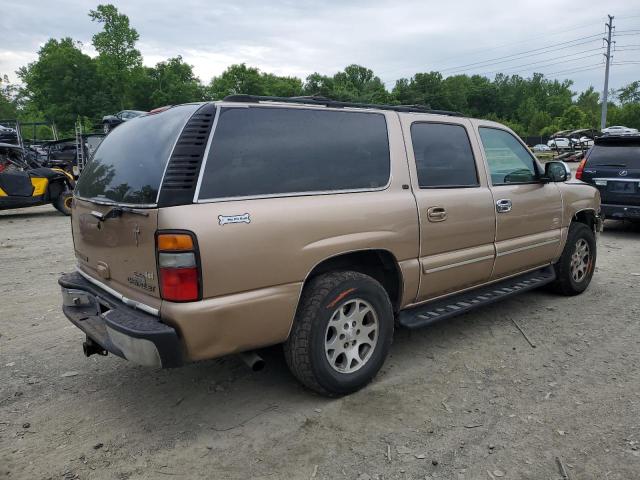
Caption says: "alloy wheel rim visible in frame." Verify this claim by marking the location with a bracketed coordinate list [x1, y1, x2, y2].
[324, 298, 378, 374]
[570, 238, 590, 282]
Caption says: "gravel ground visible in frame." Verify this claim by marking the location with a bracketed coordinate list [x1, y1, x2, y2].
[1, 204, 639, 480]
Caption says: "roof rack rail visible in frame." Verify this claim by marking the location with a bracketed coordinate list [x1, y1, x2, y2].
[222, 94, 464, 117]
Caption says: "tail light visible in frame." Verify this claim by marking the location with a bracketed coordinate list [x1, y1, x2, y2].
[156, 232, 200, 302]
[575, 159, 587, 180]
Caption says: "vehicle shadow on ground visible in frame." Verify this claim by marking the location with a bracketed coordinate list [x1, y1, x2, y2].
[0, 208, 62, 220]
[78, 288, 555, 450]
[602, 219, 640, 236]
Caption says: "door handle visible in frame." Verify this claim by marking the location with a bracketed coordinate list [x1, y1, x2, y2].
[496, 199, 512, 213]
[427, 206, 447, 222]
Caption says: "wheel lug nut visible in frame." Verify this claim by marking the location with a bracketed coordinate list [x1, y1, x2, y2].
[352, 321, 356, 327]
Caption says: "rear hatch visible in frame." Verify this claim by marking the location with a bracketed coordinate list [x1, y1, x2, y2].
[71, 103, 203, 309]
[581, 137, 640, 206]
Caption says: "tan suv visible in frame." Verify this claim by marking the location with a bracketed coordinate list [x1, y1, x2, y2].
[59, 95, 601, 396]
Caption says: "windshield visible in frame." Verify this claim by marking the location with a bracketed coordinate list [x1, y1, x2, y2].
[76, 104, 201, 205]
[587, 144, 640, 168]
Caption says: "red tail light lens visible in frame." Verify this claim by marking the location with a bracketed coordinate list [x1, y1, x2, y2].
[159, 267, 199, 301]
[156, 232, 200, 302]
[575, 159, 586, 180]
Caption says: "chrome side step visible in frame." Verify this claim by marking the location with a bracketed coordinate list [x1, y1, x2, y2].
[398, 266, 556, 329]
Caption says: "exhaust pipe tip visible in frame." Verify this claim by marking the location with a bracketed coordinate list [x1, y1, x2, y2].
[238, 351, 265, 372]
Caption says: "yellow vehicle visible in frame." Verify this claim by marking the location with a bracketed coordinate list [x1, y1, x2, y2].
[0, 143, 74, 215]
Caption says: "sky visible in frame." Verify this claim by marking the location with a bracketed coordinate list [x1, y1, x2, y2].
[1, 0, 639, 97]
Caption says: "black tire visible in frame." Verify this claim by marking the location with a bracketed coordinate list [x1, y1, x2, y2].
[549, 222, 596, 296]
[284, 271, 394, 396]
[53, 190, 73, 216]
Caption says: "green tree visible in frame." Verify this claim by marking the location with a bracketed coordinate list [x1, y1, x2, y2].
[0, 75, 18, 119]
[559, 105, 588, 130]
[148, 56, 205, 107]
[18, 38, 102, 131]
[617, 81, 640, 105]
[207, 64, 265, 99]
[89, 4, 142, 110]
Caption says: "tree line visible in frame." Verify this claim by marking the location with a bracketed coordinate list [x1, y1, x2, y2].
[1, 4, 639, 138]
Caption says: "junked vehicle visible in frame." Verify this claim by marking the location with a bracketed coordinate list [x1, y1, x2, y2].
[547, 137, 571, 149]
[102, 110, 146, 133]
[532, 144, 551, 152]
[601, 125, 638, 135]
[0, 142, 74, 215]
[59, 95, 602, 396]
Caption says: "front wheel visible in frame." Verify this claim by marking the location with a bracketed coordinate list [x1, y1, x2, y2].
[284, 271, 394, 396]
[549, 222, 596, 295]
[53, 190, 73, 216]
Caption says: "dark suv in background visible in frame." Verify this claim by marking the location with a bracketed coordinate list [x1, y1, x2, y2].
[577, 135, 640, 221]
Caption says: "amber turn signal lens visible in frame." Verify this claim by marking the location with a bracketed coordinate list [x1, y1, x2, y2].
[157, 233, 194, 251]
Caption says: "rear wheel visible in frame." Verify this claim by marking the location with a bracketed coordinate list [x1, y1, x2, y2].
[284, 271, 394, 396]
[53, 190, 73, 216]
[549, 222, 596, 295]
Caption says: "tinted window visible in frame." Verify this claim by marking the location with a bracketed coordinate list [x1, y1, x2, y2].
[197, 107, 390, 199]
[586, 144, 640, 169]
[410, 123, 478, 187]
[76, 104, 200, 204]
[479, 128, 538, 184]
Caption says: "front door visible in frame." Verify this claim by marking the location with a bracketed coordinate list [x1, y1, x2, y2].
[476, 125, 563, 279]
[403, 118, 496, 303]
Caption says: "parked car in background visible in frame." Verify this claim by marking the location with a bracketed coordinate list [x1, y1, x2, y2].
[577, 134, 640, 221]
[102, 110, 146, 133]
[571, 136, 595, 148]
[532, 144, 551, 152]
[548, 137, 571, 149]
[602, 125, 639, 135]
[59, 96, 601, 396]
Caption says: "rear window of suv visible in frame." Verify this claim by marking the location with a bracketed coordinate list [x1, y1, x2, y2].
[586, 143, 640, 169]
[197, 107, 390, 200]
[76, 104, 201, 205]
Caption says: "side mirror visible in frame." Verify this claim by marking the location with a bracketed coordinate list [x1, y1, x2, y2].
[544, 161, 571, 182]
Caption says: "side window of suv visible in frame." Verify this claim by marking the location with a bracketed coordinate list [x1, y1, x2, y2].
[410, 122, 479, 188]
[478, 127, 538, 185]
[197, 107, 390, 200]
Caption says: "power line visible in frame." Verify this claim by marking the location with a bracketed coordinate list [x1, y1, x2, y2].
[439, 34, 603, 73]
[476, 48, 604, 76]
[422, 19, 603, 70]
[544, 64, 604, 76]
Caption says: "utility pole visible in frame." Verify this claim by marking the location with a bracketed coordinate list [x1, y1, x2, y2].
[600, 15, 614, 131]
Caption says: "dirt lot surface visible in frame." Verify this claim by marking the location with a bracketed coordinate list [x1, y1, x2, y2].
[1, 205, 639, 480]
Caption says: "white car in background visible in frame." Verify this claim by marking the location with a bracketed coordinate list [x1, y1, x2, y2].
[602, 125, 639, 135]
[532, 144, 551, 151]
[547, 137, 571, 149]
[571, 136, 595, 148]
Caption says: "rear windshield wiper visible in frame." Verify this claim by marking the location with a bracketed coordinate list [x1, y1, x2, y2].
[592, 163, 627, 167]
[90, 206, 149, 222]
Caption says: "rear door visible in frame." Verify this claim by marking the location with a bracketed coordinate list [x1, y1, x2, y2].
[402, 116, 496, 302]
[476, 124, 563, 279]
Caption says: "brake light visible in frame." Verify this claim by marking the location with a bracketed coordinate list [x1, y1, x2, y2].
[575, 159, 586, 180]
[156, 232, 200, 302]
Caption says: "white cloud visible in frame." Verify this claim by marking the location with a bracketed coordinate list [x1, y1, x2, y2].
[0, 0, 638, 92]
